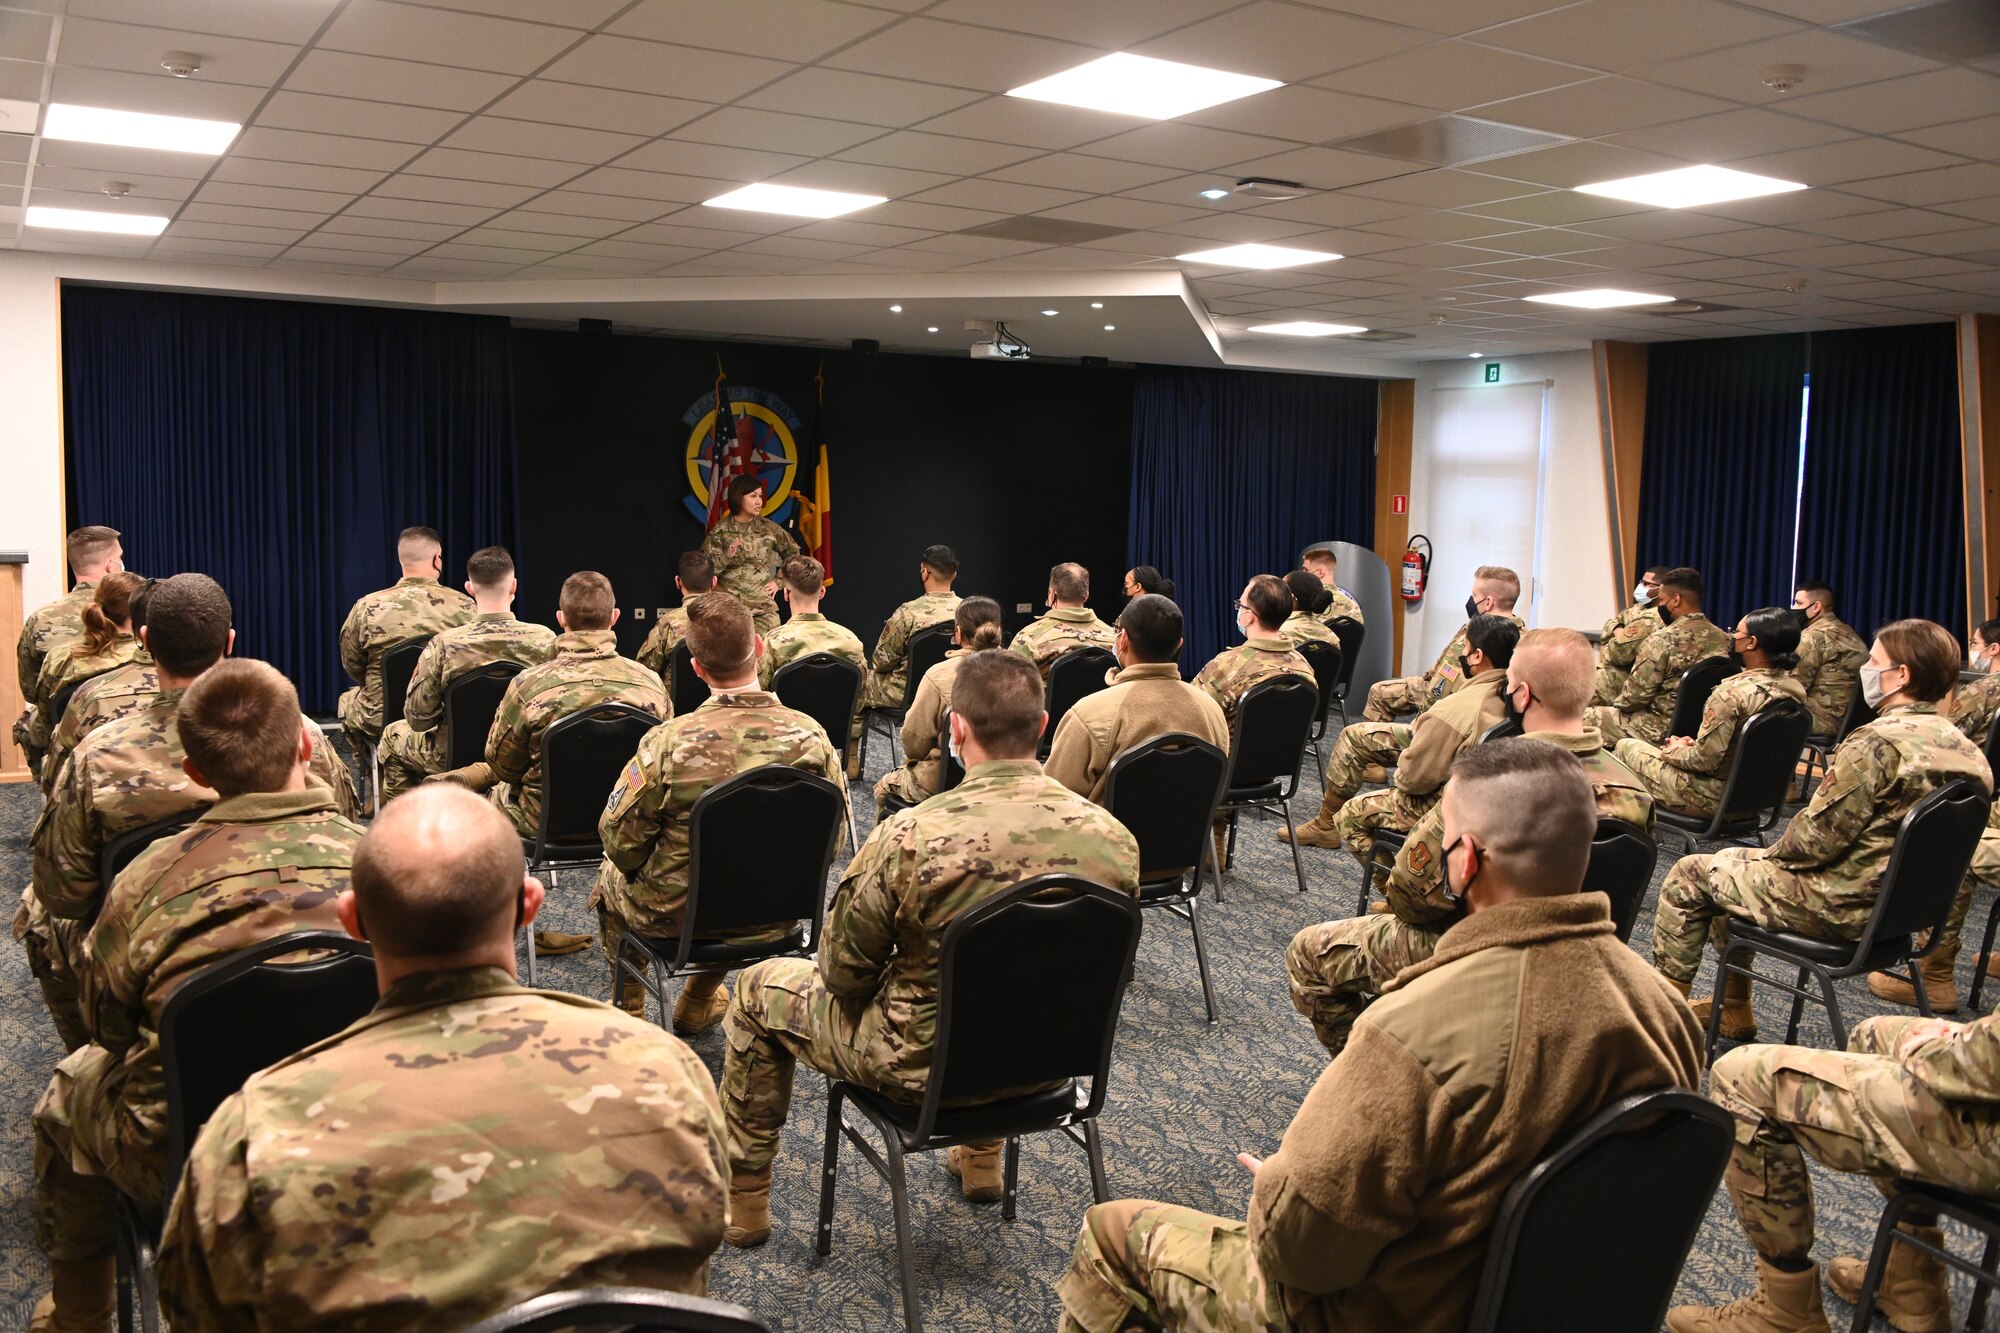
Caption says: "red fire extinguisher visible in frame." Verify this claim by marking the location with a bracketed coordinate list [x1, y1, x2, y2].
[1401, 535, 1432, 604]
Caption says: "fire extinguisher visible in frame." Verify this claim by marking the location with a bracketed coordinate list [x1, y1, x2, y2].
[1401, 535, 1432, 604]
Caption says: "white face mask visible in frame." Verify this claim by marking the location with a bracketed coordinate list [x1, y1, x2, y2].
[1859, 663, 1895, 709]
[1633, 583, 1651, 604]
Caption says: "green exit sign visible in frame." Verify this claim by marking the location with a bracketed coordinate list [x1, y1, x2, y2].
[1483, 362, 1501, 383]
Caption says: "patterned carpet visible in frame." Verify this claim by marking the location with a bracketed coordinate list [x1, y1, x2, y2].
[1, 724, 1995, 1331]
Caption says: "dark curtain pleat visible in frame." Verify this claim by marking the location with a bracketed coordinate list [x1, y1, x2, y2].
[1796, 323, 1963, 639]
[61, 285, 519, 714]
[1635, 334, 1807, 628]
[1126, 364, 1377, 669]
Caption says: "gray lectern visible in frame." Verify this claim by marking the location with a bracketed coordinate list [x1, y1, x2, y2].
[1326, 542, 1394, 708]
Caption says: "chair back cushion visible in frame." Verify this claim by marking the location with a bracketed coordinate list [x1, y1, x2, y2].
[1714, 699, 1813, 823]
[445, 661, 525, 771]
[1867, 779, 1991, 946]
[901, 625, 955, 712]
[1103, 735, 1229, 882]
[380, 636, 433, 729]
[1665, 656, 1734, 741]
[770, 654, 862, 755]
[539, 704, 658, 845]
[668, 641, 709, 716]
[1044, 647, 1119, 740]
[1226, 675, 1318, 789]
[687, 765, 846, 937]
[1327, 618, 1365, 691]
[1582, 819, 1658, 942]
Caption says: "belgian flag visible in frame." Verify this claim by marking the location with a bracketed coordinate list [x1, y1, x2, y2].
[795, 362, 833, 584]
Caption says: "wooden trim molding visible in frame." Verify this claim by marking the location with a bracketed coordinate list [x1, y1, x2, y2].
[1374, 379, 1415, 672]
[1593, 339, 1647, 610]
[1962, 313, 2000, 630]
[0, 563, 29, 783]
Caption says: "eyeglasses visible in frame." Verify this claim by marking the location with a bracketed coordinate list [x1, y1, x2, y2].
[1232, 600, 1250, 613]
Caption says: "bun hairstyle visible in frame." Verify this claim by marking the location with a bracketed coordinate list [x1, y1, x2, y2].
[1283, 569, 1331, 616]
[1131, 565, 1175, 599]
[956, 596, 1004, 651]
[1741, 606, 1802, 671]
[80, 570, 145, 656]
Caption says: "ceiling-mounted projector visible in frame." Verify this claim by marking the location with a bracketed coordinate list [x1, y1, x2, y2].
[966, 318, 1031, 361]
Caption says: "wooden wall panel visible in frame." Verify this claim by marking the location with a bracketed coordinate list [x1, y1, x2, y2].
[1374, 379, 1415, 671]
[1593, 339, 1648, 605]
[1962, 313, 2000, 631]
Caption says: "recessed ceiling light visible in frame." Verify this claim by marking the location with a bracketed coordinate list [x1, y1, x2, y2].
[889, 304, 902, 312]
[1249, 321, 1367, 337]
[1575, 164, 1806, 209]
[1007, 53, 1282, 121]
[1524, 289, 1674, 309]
[1469, 353, 1483, 358]
[1176, 243, 1341, 270]
[1090, 302, 1104, 309]
[43, 103, 238, 155]
[1199, 188, 1231, 200]
[703, 183, 885, 219]
[26, 206, 168, 236]
[1041, 309, 1059, 316]
[1104, 324, 1116, 331]
[927, 325, 939, 333]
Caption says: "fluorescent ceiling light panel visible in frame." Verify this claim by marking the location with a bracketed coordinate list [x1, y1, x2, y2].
[43, 103, 239, 155]
[26, 206, 168, 236]
[1007, 53, 1281, 120]
[1575, 164, 1806, 208]
[1250, 321, 1368, 336]
[1523, 288, 1673, 309]
[1176, 243, 1341, 270]
[703, 183, 885, 219]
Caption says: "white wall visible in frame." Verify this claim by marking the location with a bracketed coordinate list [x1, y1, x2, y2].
[1399, 349, 1616, 674]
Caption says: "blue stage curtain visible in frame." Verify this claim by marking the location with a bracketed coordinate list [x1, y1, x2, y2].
[1796, 323, 1963, 640]
[61, 285, 519, 715]
[1635, 334, 1808, 628]
[1126, 364, 1377, 669]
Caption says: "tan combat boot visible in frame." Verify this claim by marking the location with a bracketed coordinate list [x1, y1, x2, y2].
[846, 750, 862, 781]
[425, 760, 495, 791]
[533, 929, 593, 955]
[1278, 788, 1343, 848]
[1690, 972, 1758, 1042]
[1825, 1226, 1953, 1333]
[1664, 1257, 1831, 1333]
[29, 1256, 113, 1333]
[1868, 954, 1960, 1014]
[1211, 825, 1230, 872]
[672, 974, 730, 1035]
[945, 1142, 1004, 1203]
[725, 1170, 772, 1248]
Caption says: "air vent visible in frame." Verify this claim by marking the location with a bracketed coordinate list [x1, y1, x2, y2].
[1234, 176, 1307, 201]
[1837, 0, 2000, 61]
[956, 216, 1132, 245]
[1647, 301, 1737, 315]
[1347, 328, 1414, 341]
[1327, 115, 1573, 167]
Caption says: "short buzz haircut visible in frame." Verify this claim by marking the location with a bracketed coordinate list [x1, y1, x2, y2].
[1640, 564, 1666, 581]
[352, 786, 523, 956]
[677, 551, 715, 592]
[1449, 738, 1596, 895]
[1473, 565, 1522, 611]
[1050, 562, 1089, 603]
[397, 526, 443, 565]
[176, 659, 303, 798]
[781, 555, 825, 597]
[685, 590, 755, 676]
[951, 650, 1044, 758]
[1466, 613, 1520, 669]
[144, 574, 233, 677]
[1795, 579, 1837, 614]
[559, 570, 616, 631]
[1244, 574, 1291, 631]
[1876, 618, 1960, 703]
[465, 545, 515, 590]
[1510, 628, 1595, 717]
[921, 545, 958, 579]
[1659, 566, 1704, 604]
[725, 474, 764, 513]
[1117, 594, 1183, 664]
[67, 525, 120, 574]
[1302, 543, 1338, 569]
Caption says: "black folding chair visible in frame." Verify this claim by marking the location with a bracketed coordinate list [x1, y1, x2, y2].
[118, 932, 378, 1333]
[1846, 1181, 2000, 1333]
[1463, 1089, 1734, 1333]
[817, 875, 1141, 1333]
[1664, 655, 1734, 741]
[443, 661, 526, 771]
[520, 702, 659, 985]
[862, 623, 953, 766]
[1040, 646, 1118, 760]
[1327, 616, 1365, 724]
[772, 652, 864, 847]
[877, 713, 963, 818]
[1585, 818, 1659, 943]
[364, 635, 432, 808]
[612, 765, 845, 1027]
[1103, 734, 1230, 1022]
[1296, 639, 1344, 770]
[464, 1289, 771, 1333]
[666, 640, 709, 716]
[1218, 676, 1320, 896]
[1655, 698, 1813, 856]
[99, 809, 207, 889]
[1801, 687, 1874, 794]
[1709, 779, 1990, 1058]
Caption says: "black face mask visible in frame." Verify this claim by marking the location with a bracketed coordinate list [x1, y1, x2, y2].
[1727, 651, 1745, 670]
[1502, 682, 1531, 727]
[1442, 835, 1480, 908]
[1657, 603, 1676, 626]
[1465, 594, 1481, 621]
[1792, 607, 1812, 633]
[1459, 653, 1475, 678]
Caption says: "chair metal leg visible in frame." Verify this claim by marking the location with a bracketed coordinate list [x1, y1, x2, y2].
[1202, 824, 1224, 905]
[1812, 961, 1846, 1050]
[1081, 1118, 1109, 1202]
[1847, 1197, 1905, 1333]
[1972, 895, 2000, 1012]
[1185, 897, 1219, 1023]
[1280, 797, 1308, 894]
[1704, 952, 1731, 1067]
[1969, 1231, 1999, 1329]
[1911, 959, 1933, 1019]
[1786, 965, 1810, 1045]
[815, 1083, 844, 1257]
[881, 1136, 924, 1333]
[1002, 1137, 1020, 1223]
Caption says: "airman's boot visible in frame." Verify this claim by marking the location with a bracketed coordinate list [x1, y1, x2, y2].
[1867, 954, 1959, 1014]
[29, 1257, 113, 1332]
[533, 929, 592, 955]
[672, 974, 730, 1035]
[1689, 972, 1758, 1042]
[1211, 824, 1230, 872]
[1664, 1257, 1831, 1332]
[1825, 1226, 1952, 1332]
[427, 760, 494, 791]
[724, 1170, 772, 1247]
[945, 1142, 1004, 1202]
[1278, 788, 1343, 848]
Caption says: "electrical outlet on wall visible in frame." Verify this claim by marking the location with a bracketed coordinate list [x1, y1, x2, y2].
[1015, 602, 1032, 613]
[634, 607, 647, 620]
[656, 608, 670, 620]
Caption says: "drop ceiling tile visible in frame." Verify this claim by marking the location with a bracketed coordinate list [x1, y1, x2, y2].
[318, 0, 577, 74]
[166, 218, 308, 244]
[849, 198, 1003, 231]
[231, 127, 420, 172]
[612, 138, 809, 183]
[27, 164, 197, 200]
[389, 257, 526, 277]
[743, 69, 983, 129]
[253, 92, 464, 145]
[1894, 227, 2000, 257]
[894, 232, 1049, 258]
[372, 173, 542, 208]
[1358, 210, 1530, 242]
[418, 238, 567, 262]
[522, 254, 659, 275]
[1841, 163, 2000, 208]
[834, 130, 1044, 175]
[1156, 212, 1341, 244]
[0, 56, 41, 101]
[403, 146, 582, 188]
[482, 80, 711, 136]
[316, 213, 467, 241]
[573, 238, 710, 262]
[397, 0, 629, 24]
[615, 218, 782, 247]
[1463, 190, 1649, 226]
[443, 117, 647, 165]
[447, 226, 579, 251]
[1221, 146, 1420, 190]
[1778, 69, 2000, 137]
[484, 208, 631, 238]
[1941, 197, 2000, 225]
[210, 157, 383, 194]
[1637, 29, 1939, 108]
[908, 96, 1129, 152]
[192, 180, 353, 213]
[984, 152, 1182, 193]
[517, 189, 669, 222]
[1330, 41, 1596, 112]
[823, 20, 1093, 93]
[150, 237, 289, 259]
[762, 159, 958, 199]
[51, 64, 264, 119]
[1349, 168, 1548, 209]
[731, 234, 874, 259]
[282, 49, 515, 111]
[1476, 140, 1690, 190]
[285, 229, 429, 254]
[561, 167, 728, 203]
[1140, 4, 1427, 81]
[786, 219, 937, 246]
[1477, 0, 1802, 70]
[904, 177, 1089, 213]
[1076, 123, 1297, 172]
[66, 0, 339, 44]
[1805, 208, 1981, 242]
[1734, 136, 1967, 186]
[1036, 196, 1206, 229]
[1847, 255, 1989, 279]
[341, 195, 499, 225]
[33, 139, 214, 182]
[608, 0, 897, 63]
[1604, 107, 1858, 162]
[540, 36, 792, 100]
[179, 200, 333, 229]
[56, 18, 298, 87]
[1897, 115, 2000, 160]
[1235, 191, 1412, 228]
[1470, 77, 1737, 137]
[674, 107, 884, 157]
[924, 0, 1239, 46]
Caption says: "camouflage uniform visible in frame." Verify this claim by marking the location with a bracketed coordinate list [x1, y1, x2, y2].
[15, 688, 357, 1050]
[1289, 728, 1653, 1055]
[1614, 668, 1807, 817]
[1364, 614, 1525, 721]
[593, 689, 843, 959]
[376, 612, 556, 803]
[1058, 1202, 1287, 1333]
[702, 516, 801, 636]
[42, 651, 157, 791]
[872, 651, 966, 815]
[1586, 612, 1730, 745]
[1277, 612, 1339, 651]
[862, 590, 961, 710]
[33, 788, 361, 1267]
[487, 629, 667, 837]
[1948, 670, 2000, 748]
[1011, 607, 1116, 676]
[1594, 602, 1660, 706]
[758, 611, 866, 755]
[15, 582, 97, 772]
[1707, 1013, 2000, 1263]
[1332, 670, 1509, 863]
[721, 760, 1140, 1176]
[26, 633, 140, 761]
[1318, 586, 1364, 627]
[1653, 702, 1992, 984]
[336, 576, 474, 749]
[1192, 637, 1314, 726]
[1793, 612, 1869, 736]
[636, 606, 690, 676]
[157, 965, 730, 1332]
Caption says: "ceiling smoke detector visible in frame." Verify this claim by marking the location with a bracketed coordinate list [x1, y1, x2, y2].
[100, 180, 131, 197]
[1781, 276, 1808, 293]
[160, 52, 203, 78]
[1761, 63, 1806, 92]
[1427, 312, 1448, 325]
[1232, 176, 1307, 201]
